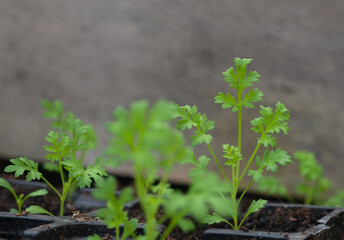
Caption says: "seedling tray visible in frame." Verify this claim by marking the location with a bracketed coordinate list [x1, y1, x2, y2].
[72, 187, 139, 212]
[203, 203, 344, 240]
[0, 211, 152, 240]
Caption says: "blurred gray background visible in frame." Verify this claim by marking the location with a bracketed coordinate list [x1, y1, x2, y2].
[0, 0, 343, 194]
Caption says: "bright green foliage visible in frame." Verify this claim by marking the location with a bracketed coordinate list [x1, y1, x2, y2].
[41, 99, 68, 130]
[41, 99, 97, 159]
[251, 102, 290, 148]
[223, 144, 243, 167]
[104, 99, 193, 172]
[240, 199, 268, 228]
[203, 212, 232, 226]
[44, 131, 71, 162]
[249, 148, 291, 182]
[91, 176, 138, 240]
[256, 176, 289, 198]
[5, 158, 42, 181]
[102, 99, 224, 240]
[215, 58, 262, 113]
[63, 157, 107, 188]
[175, 58, 291, 230]
[0, 177, 48, 213]
[294, 151, 331, 205]
[87, 234, 102, 240]
[159, 173, 233, 238]
[324, 190, 344, 207]
[174, 105, 214, 147]
[257, 151, 344, 206]
[5, 113, 106, 216]
[187, 155, 211, 177]
[25, 205, 54, 216]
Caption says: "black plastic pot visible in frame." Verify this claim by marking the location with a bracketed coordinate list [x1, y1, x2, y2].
[73, 187, 139, 212]
[202, 203, 344, 240]
[0, 211, 152, 240]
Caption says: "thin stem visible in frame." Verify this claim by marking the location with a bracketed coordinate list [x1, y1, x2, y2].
[159, 213, 184, 240]
[59, 178, 73, 216]
[17, 201, 23, 213]
[116, 224, 120, 240]
[41, 175, 61, 199]
[237, 179, 254, 208]
[58, 156, 65, 187]
[207, 144, 228, 181]
[236, 91, 243, 180]
[238, 142, 261, 186]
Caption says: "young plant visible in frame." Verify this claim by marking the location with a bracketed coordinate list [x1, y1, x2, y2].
[294, 151, 331, 205]
[0, 177, 48, 213]
[41, 99, 97, 165]
[4, 115, 107, 216]
[257, 151, 344, 206]
[102, 99, 231, 240]
[174, 58, 292, 230]
[90, 176, 138, 240]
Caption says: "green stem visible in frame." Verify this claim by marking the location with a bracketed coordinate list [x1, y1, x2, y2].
[237, 179, 254, 209]
[159, 213, 184, 240]
[206, 144, 228, 181]
[236, 91, 243, 180]
[60, 194, 66, 216]
[58, 156, 65, 186]
[116, 224, 120, 240]
[17, 200, 23, 213]
[134, 168, 156, 240]
[41, 175, 61, 199]
[238, 142, 261, 186]
[59, 178, 73, 216]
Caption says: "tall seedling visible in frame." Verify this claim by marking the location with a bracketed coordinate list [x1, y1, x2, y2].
[174, 58, 292, 229]
[102, 99, 231, 240]
[5, 114, 106, 216]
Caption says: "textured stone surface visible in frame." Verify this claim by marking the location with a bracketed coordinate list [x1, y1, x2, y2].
[0, 0, 344, 192]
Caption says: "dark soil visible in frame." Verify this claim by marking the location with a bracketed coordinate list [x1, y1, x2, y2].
[0, 176, 78, 215]
[127, 197, 331, 240]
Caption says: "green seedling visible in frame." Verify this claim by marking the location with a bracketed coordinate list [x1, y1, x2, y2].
[257, 151, 344, 206]
[102, 99, 231, 240]
[0, 177, 49, 213]
[174, 58, 292, 230]
[294, 151, 331, 205]
[256, 176, 293, 203]
[41, 99, 98, 203]
[4, 115, 107, 216]
[90, 176, 138, 240]
[41, 99, 97, 167]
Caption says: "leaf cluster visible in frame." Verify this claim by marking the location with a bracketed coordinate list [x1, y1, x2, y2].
[5, 110, 106, 216]
[41, 99, 97, 153]
[251, 102, 290, 148]
[91, 176, 138, 240]
[249, 148, 291, 182]
[257, 151, 344, 206]
[104, 99, 193, 176]
[0, 177, 48, 213]
[174, 58, 292, 230]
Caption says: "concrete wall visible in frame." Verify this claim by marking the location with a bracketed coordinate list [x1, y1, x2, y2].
[1, 0, 344, 192]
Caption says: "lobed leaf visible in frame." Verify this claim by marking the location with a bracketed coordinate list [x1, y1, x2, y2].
[4, 157, 42, 181]
[223, 144, 243, 167]
[245, 199, 267, 217]
[242, 88, 263, 109]
[203, 212, 231, 225]
[214, 92, 238, 111]
[188, 155, 210, 177]
[122, 218, 139, 240]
